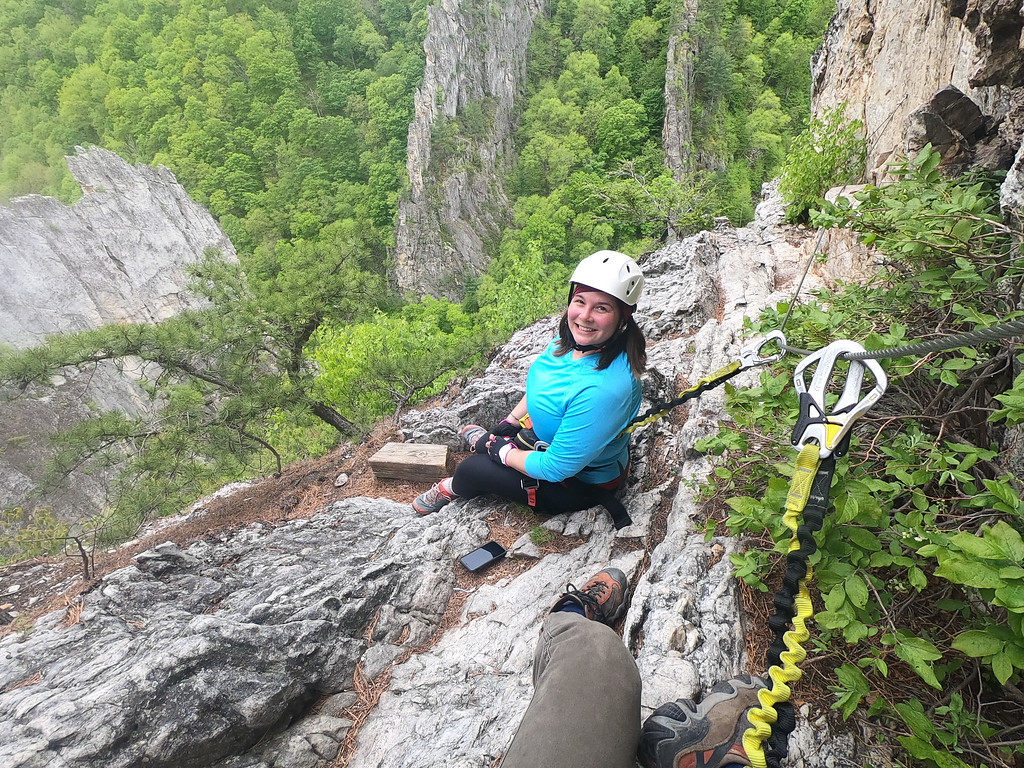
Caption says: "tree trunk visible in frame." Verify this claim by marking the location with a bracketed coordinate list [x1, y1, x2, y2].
[311, 400, 357, 434]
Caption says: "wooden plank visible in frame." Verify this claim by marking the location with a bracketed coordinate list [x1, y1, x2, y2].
[369, 442, 449, 482]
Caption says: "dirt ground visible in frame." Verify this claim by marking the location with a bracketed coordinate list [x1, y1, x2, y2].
[0, 422, 587, 637]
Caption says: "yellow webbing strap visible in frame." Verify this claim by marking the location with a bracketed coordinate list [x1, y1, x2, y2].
[742, 444, 821, 768]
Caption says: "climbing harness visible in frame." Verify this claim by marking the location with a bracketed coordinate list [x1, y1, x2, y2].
[742, 340, 888, 768]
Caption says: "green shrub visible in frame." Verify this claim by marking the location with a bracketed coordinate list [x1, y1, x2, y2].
[700, 147, 1024, 767]
[778, 104, 866, 222]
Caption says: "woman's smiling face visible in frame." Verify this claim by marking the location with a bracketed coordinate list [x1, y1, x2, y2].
[567, 288, 622, 348]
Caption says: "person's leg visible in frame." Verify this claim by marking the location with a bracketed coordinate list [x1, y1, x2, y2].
[450, 454, 528, 500]
[450, 455, 602, 514]
[500, 578, 641, 768]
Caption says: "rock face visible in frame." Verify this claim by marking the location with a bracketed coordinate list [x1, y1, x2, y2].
[0, 189, 882, 768]
[0, 147, 236, 522]
[0, 147, 235, 350]
[812, 0, 1024, 182]
[662, 0, 700, 186]
[391, 0, 544, 300]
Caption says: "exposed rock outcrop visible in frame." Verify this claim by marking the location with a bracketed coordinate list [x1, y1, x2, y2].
[391, 0, 545, 301]
[0, 148, 236, 523]
[662, 0, 700, 186]
[0, 147, 235, 350]
[1, 189, 881, 768]
[812, 0, 1024, 180]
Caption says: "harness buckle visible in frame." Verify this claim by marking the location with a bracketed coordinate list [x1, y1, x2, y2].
[521, 476, 540, 507]
[791, 340, 887, 458]
[739, 330, 787, 369]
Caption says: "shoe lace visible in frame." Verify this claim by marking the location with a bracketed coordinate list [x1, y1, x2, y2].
[564, 580, 610, 619]
[423, 481, 449, 504]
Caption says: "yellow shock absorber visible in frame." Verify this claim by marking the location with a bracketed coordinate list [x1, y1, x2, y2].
[742, 444, 821, 768]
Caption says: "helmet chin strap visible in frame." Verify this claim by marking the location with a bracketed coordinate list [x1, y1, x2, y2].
[570, 323, 627, 353]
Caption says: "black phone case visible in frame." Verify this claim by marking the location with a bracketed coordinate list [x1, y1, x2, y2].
[460, 541, 507, 572]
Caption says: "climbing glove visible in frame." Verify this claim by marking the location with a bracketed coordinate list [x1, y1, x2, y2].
[490, 417, 521, 438]
[486, 435, 518, 466]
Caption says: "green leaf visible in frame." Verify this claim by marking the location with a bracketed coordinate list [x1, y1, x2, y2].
[725, 497, 761, 515]
[986, 520, 1024, 561]
[951, 630, 1004, 657]
[835, 492, 859, 524]
[949, 531, 1003, 560]
[830, 663, 870, 719]
[983, 479, 1022, 511]
[995, 582, 1024, 611]
[815, 609, 851, 629]
[908, 566, 928, 591]
[992, 650, 1014, 685]
[824, 583, 847, 612]
[894, 633, 943, 689]
[895, 700, 936, 739]
[934, 559, 1006, 589]
[898, 735, 934, 761]
[843, 619, 870, 644]
[999, 565, 1024, 581]
[847, 527, 882, 552]
[844, 574, 870, 609]
[1005, 642, 1024, 668]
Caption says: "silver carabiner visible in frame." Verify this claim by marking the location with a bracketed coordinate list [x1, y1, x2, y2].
[739, 330, 787, 369]
[792, 340, 887, 458]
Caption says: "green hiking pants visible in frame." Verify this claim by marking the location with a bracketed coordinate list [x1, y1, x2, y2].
[500, 610, 642, 768]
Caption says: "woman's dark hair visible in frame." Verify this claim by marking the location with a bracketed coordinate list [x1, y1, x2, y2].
[554, 312, 647, 377]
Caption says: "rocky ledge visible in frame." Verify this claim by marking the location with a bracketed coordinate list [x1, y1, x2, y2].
[1, 192, 881, 768]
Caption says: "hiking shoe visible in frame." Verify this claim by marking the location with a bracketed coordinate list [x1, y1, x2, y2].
[550, 567, 629, 625]
[638, 674, 767, 768]
[412, 477, 456, 515]
[459, 424, 490, 453]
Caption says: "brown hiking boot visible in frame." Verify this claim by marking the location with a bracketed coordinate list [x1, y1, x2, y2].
[550, 568, 629, 625]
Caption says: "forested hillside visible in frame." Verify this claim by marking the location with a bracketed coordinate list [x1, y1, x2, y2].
[0, 0, 833, 531]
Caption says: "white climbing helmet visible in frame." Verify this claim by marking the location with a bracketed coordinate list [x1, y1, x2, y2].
[569, 250, 644, 307]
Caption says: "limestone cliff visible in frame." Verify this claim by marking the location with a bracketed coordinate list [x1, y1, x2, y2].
[0, 147, 235, 351]
[662, 0, 699, 185]
[391, 0, 545, 300]
[812, 0, 1024, 185]
[0, 147, 236, 522]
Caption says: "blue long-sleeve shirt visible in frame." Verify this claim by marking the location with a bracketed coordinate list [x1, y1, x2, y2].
[522, 341, 642, 484]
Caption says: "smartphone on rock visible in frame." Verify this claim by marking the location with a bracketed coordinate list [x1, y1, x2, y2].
[459, 541, 507, 572]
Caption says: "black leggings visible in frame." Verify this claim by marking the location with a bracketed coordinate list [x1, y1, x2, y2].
[450, 455, 600, 515]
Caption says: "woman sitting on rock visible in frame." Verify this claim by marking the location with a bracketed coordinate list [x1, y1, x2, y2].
[412, 250, 647, 523]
